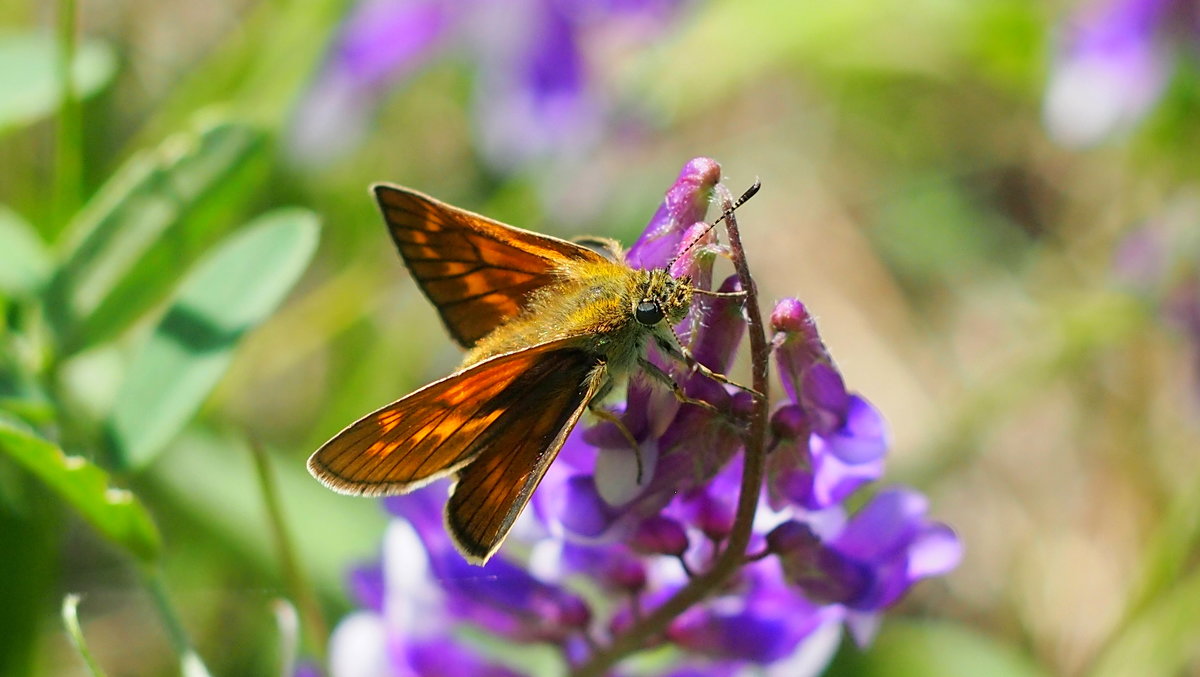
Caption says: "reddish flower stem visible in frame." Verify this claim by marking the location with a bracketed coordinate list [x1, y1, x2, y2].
[576, 183, 770, 677]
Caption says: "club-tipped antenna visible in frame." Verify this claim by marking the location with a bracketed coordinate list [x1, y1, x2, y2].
[665, 178, 761, 271]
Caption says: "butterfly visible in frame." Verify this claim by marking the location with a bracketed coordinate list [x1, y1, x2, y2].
[308, 182, 757, 564]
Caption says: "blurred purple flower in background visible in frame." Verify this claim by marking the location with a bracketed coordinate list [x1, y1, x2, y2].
[1113, 197, 1200, 398]
[289, 0, 686, 168]
[320, 158, 961, 676]
[1043, 0, 1199, 147]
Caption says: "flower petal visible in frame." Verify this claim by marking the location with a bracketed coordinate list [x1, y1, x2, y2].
[907, 523, 964, 580]
[627, 158, 721, 270]
[328, 611, 389, 677]
[834, 487, 928, 562]
[594, 442, 657, 507]
[808, 435, 886, 509]
[561, 474, 620, 537]
[406, 637, 527, 677]
[347, 562, 385, 613]
[822, 395, 888, 464]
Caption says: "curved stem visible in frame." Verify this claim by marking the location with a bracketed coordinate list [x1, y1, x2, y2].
[575, 183, 771, 677]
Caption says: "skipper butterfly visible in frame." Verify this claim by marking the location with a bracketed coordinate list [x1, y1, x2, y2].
[308, 182, 756, 563]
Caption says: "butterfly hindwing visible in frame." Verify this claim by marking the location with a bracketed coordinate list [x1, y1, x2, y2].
[446, 347, 608, 563]
[374, 184, 607, 347]
[308, 338, 598, 496]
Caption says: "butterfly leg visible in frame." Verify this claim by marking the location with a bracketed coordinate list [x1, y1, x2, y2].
[587, 405, 645, 483]
[637, 356, 725, 417]
[652, 338, 764, 400]
[685, 352, 762, 399]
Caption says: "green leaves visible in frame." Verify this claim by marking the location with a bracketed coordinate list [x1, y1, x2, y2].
[0, 422, 160, 562]
[45, 118, 265, 353]
[108, 209, 320, 470]
[0, 205, 50, 295]
[0, 101, 320, 567]
[0, 31, 116, 134]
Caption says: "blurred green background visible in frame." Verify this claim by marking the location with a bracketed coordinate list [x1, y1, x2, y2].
[2, 0, 1199, 675]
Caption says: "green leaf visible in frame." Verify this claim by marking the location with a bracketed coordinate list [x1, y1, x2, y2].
[107, 208, 320, 470]
[44, 117, 264, 354]
[0, 421, 160, 562]
[0, 205, 50, 295]
[0, 31, 116, 134]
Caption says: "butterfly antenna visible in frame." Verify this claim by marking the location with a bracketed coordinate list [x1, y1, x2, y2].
[666, 178, 762, 271]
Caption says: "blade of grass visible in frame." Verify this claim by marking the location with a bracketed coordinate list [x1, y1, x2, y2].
[62, 594, 108, 677]
[250, 439, 328, 658]
[54, 0, 82, 227]
[143, 568, 214, 677]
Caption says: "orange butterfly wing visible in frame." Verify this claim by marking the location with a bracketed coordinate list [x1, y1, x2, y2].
[308, 338, 607, 561]
[446, 348, 607, 562]
[375, 184, 607, 347]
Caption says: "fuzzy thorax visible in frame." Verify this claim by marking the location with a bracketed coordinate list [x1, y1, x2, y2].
[462, 260, 693, 372]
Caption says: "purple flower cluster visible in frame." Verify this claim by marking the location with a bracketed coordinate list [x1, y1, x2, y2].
[323, 158, 961, 676]
[1043, 0, 1199, 146]
[289, 0, 686, 168]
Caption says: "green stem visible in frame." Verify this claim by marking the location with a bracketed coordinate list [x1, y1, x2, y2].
[61, 594, 109, 677]
[143, 567, 212, 675]
[55, 0, 83, 229]
[249, 439, 329, 659]
[1085, 462, 1200, 675]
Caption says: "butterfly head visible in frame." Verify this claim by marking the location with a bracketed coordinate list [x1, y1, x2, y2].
[634, 269, 693, 329]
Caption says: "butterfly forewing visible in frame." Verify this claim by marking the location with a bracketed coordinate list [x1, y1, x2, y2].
[375, 185, 606, 347]
[309, 338, 591, 496]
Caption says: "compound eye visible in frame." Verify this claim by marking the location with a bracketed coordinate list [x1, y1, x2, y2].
[635, 300, 665, 326]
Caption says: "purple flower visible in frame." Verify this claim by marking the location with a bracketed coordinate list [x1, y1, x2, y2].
[627, 157, 722, 270]
[768, 488, 962, 617]
[289, 0, 688, 168]
[322, 157, 960, 676]
[767, 299, 888, 510]
[289, 0, 453, 163]
[384, 482, 592, 644]
[294, 661, 323, 677]
[1043, 0, 1197, 146]
[665, 549, 846, 669]
[326, 519, 525, 677]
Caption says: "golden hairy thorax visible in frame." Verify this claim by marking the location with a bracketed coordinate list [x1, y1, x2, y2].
[462, 260, 693, 369]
